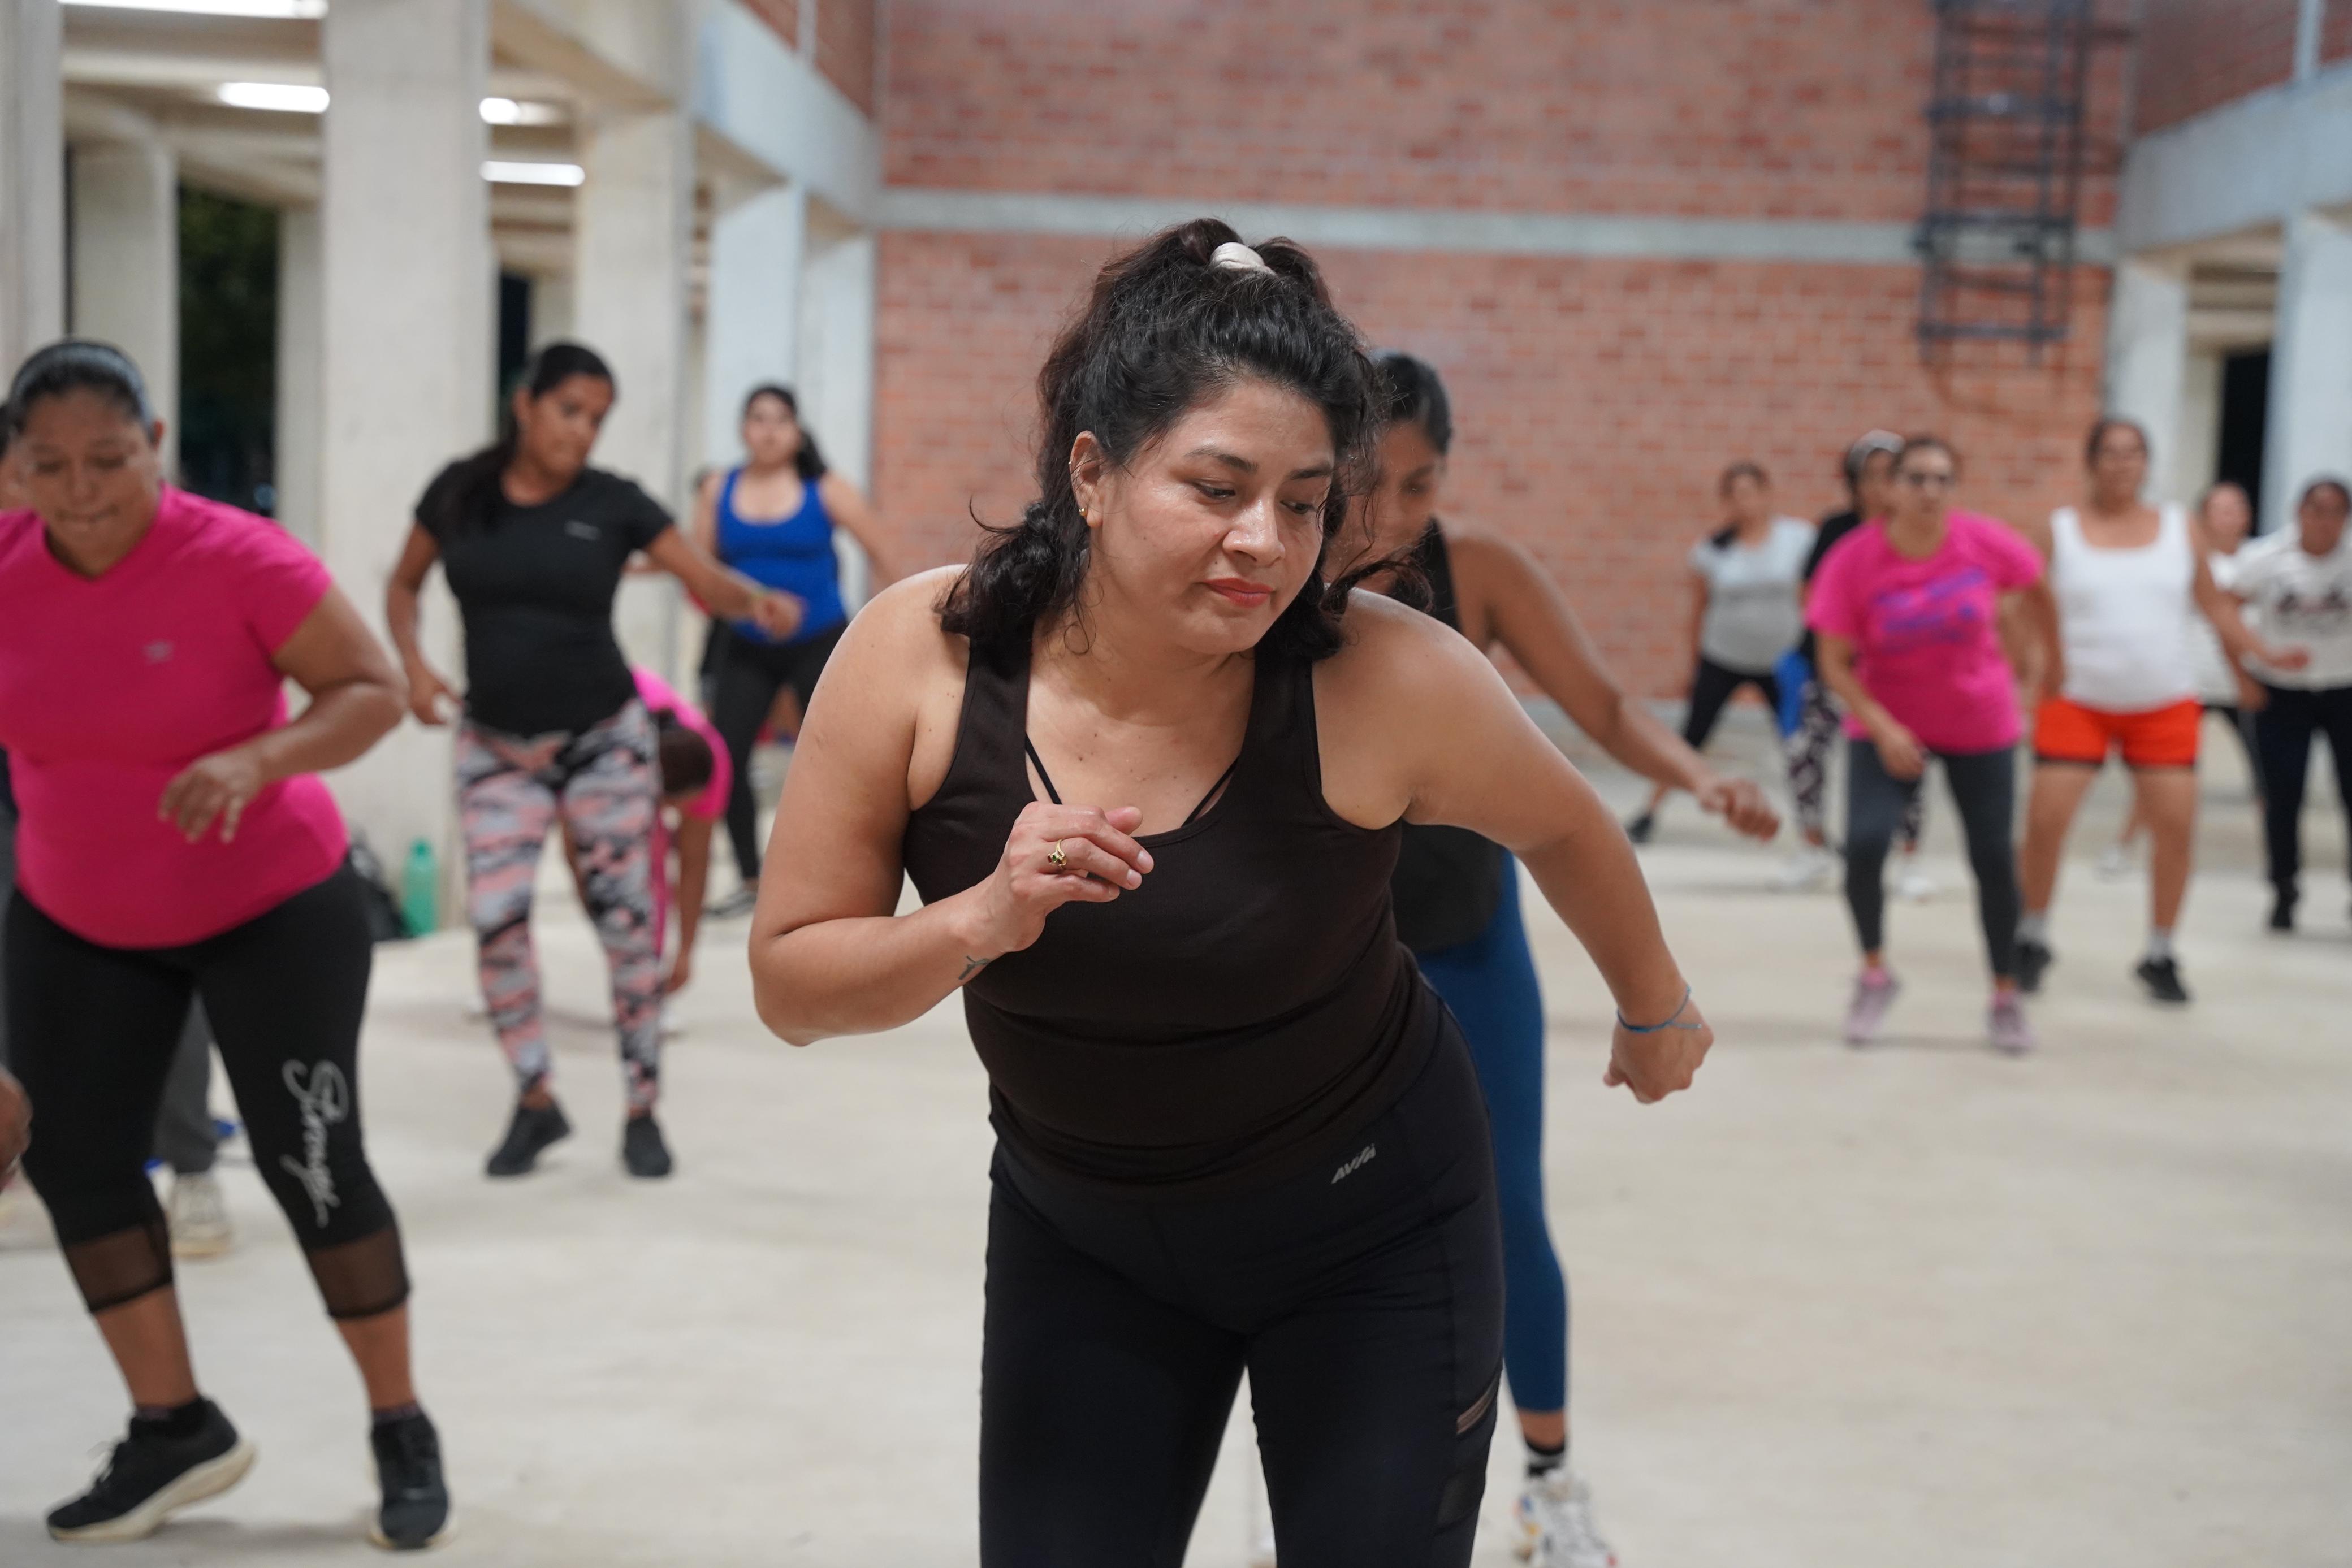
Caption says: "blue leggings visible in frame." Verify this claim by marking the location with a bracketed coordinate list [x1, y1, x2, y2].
[1414, 861, 1568, 1414]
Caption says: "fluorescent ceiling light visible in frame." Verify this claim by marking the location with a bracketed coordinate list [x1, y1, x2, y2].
[217, 81, 327, 112]
[481, 97, 563, 127]
[65, 1, 328, 18]
[483, 161, 584, 187]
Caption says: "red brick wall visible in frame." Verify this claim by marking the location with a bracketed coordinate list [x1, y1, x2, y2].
[817, 0, 877, 114]
[872, 231, 2107, 694]
[2134, 0, 2298, 133]
[2325, 0, 2352, 66]
[884, 0, 1939, 221]
[741, 0, 796, 51]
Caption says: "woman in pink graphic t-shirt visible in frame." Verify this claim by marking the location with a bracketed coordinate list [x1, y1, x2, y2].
[0, 341, 447, 1548]
[1807, 434, 2059, 1056]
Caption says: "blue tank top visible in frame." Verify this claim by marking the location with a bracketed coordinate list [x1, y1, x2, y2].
[715, 469, 847, 645]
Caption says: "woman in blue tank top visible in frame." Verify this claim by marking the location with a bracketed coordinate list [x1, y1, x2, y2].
[693, 384, 892, 907]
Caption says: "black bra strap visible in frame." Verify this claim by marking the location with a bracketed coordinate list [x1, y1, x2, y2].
[1183, 757, 1242, 826]
[1022, 738, 1063, 805]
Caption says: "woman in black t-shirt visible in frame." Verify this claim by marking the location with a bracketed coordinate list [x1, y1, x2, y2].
[387, 343, 797, 1181]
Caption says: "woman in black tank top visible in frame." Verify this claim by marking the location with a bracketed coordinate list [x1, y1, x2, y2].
[749, 222, 1713, 1568]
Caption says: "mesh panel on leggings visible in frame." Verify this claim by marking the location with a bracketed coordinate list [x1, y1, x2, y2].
[63, 1216, 175, 1315]
[304, 1223, 412, 1322]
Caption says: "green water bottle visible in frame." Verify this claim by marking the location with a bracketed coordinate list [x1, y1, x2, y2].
[401, 838, 439, 937]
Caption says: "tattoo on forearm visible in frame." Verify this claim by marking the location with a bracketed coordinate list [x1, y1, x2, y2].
[958, 955, 991, 982]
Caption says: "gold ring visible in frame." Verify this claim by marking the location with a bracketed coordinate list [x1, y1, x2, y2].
[1045, 841, 1068, 870]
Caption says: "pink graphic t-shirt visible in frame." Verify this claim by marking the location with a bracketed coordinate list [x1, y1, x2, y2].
[1806, 509, 2044, 755]
[630, 665, 730, 822]
[0, 488, 348, 947]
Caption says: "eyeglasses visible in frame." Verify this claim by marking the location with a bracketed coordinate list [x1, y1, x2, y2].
[1899, 471, 1956, 490]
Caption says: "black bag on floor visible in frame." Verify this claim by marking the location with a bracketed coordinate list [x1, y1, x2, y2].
[345, 838, 412, 943]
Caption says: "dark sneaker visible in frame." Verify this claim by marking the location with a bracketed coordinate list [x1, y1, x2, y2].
[2014, 937, 2054, 994]
[485, 1099, 571, 1178]
[622, 1114, 673, 1179]
[2135, 956, 2191, 1005]
[368, 1410, 451, 1552]
[2267, 889, 2297, 932]
[47, 1400, 256, 1543]
[1623, 812, 1655, 846]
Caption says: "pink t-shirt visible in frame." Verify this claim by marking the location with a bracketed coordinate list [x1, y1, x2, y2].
[0, 488, 348, 947]
[1806, 510, 2044, 755]
[631, 665, 730, 822]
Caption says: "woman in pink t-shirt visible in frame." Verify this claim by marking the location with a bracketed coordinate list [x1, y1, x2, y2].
[0, 343, 447, 1547]
[1808, 435, 2059, 1054]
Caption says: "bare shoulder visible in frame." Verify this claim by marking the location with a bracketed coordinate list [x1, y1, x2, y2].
[1439, 523, 1543, 589]
[823, 568, 974, 807]
[837, 567, 965, 675]
[1318, 590, 1502, 714]
[819, 471, 866, 508]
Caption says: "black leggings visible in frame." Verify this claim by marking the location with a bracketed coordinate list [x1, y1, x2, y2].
[2254, 682, 2352, 895]
[708, 621, 848, 882]
[980, 1023, 1504, 1568]
[1683, 655, 1782, 751]
[1845, 738, 2020, 977]
[7, 865, 407, 1320]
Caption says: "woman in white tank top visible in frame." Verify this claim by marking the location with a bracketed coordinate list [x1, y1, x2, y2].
[2014, 421, 2296, 1006]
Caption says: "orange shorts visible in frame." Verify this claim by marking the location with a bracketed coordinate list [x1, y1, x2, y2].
[2033, 696, 2202, 769]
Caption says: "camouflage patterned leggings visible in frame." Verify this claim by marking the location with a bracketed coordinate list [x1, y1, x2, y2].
[457, 701, 663, 1111]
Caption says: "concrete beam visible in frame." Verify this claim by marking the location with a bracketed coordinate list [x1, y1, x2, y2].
[3, 0, 67, 375]
[690, 0, 876, 224]
[491, 0, 671, 111]
[2118, 66, 2352, 253]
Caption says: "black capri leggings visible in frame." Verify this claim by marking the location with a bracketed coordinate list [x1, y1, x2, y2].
[8, 864, 407, 1320]
[1683, 655, 1782, 751]
[980, 1021, 1504, 1568]
[1844, 737, 2020, 978]
[707, 621, 848, 883]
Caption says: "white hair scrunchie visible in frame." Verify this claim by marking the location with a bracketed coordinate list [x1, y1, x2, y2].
[1210, 240, 1274, 276]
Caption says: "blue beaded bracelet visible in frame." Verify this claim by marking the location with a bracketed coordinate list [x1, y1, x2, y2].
[1616, 984, 1694, 1034]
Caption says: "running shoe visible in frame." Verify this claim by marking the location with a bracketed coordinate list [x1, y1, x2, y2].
[708, 887, 759, 920]
[1988, 992, 2035, 1055]
[1895, 860, 1938, 902]
[622, 1113, 674, 1179]
[1514, 1468, 1618, 1568]
[46, 1401, 254, 1543]
[368, 1410, 451, 1552]
[1774, 844, 1838, 891]
[1623, 812, 1655, 846]
[2014, 937, 2054, 994]
[485, 1099, 572, 1178]
[1841, 968, 1900, 1046]
[167, 1171, 234, 1260]
[2134, 956, 2191, 1005]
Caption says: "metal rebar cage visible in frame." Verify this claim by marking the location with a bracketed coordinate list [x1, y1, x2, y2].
[1914, 0, 2097, 362]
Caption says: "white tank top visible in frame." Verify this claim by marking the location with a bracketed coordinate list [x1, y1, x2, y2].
[2051, 503, 2197, 713]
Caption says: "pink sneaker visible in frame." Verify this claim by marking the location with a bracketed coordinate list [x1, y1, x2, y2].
[1843, 968, 1900, 1046]
[1988, 991, 2035, 1055]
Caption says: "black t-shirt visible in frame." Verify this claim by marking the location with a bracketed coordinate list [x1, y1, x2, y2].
[416, 462, 675, 737]
[1797, 507, 1865, 662]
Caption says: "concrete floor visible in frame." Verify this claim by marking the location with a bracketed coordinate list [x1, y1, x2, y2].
[3, 724, 2349, 1566]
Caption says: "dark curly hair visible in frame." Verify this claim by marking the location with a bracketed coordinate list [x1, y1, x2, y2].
[938, 218, 1381, 664]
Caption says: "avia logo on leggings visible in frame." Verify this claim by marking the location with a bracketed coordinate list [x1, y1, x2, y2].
[1330, 1144, 1377, 1185]
[280, 1060, 351, 1228]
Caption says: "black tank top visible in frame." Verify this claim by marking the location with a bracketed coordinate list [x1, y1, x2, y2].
[1388, 523, 1511, 953]
[901, 633, 1439, 1196]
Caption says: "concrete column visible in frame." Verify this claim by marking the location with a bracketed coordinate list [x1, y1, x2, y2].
[529, 270, 574, 349]
[2262, 209, 2352, 535]
[1, 0, 65, 375]
[702, 183, 805, 467]
[70, 141, 180, 476]
[798, 226, 876, 600]
[2176, 349, 2225, 505]
[575, 109, 693, 678]
[320, 0, 492, 889]
[2103, 257, 2191, 501]
[274, 204, 323, 547]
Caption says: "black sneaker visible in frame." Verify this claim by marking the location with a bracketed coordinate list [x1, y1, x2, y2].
[368, 1410, 451, 1552]
[1624, 812, 1655, 845]
[2014, 937, 2054, 994]
[485, 1099, 572, 1178]
[622, 1113, 673, 1179]
[47, 1400, 256, 1543]
[2267, 888, 2297, 932]
[2135, 955, 2191, 1005]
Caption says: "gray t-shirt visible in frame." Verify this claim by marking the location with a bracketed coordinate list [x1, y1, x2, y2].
[1690, 516, 1817, 673]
